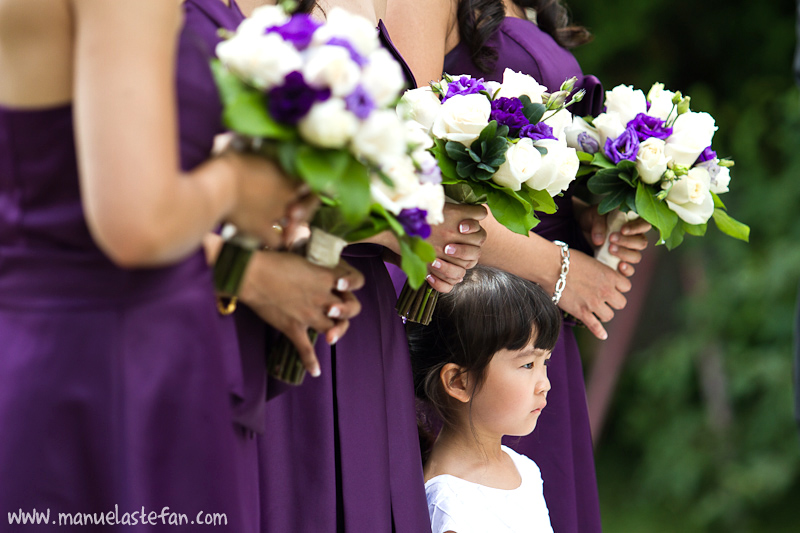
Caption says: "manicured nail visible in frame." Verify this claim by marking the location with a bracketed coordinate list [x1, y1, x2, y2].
[310, 365, 321, 377]
[327, 306, 341, 319]
[593, 233, 603, 242]
[459, 222, 469, 234]
[426, 274, 435, 285]
[329, 334, 339, 345]
[444, 245, 456, 255]
[600, 331, 608, 340]
[610, 234, 619, 243]
[609, 244, 618, 253]
[621, 227, 631, 235]
[336, 278, 349, 292]
[431, 259, 442, 269]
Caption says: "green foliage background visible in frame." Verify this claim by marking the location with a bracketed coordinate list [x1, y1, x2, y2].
[566, 0, 800, 530]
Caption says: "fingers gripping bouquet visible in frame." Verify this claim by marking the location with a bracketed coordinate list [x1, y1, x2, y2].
[211, 2, 444, 383]
[395, 68, 585, 324]
[565, 83, 749, 268]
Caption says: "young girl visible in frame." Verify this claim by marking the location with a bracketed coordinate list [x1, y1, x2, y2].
[407, 265, 562, 533]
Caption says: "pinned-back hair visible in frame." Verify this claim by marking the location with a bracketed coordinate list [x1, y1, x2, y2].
[457, 0, 593, 73]
[406, 265, 561, 443]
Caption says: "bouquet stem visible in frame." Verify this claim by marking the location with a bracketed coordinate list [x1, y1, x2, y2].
[265, 227, 348, 385]
[213, 224, 261, 297]
[396, 281, 439, 326]
[595, 209, 639, 270]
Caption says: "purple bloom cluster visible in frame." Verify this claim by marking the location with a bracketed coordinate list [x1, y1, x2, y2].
[490, 97, 530, 136]
[268, 71, 331, 125]
[627, 113, 672, 142]
[520, 122, 557, 143]
[605, 127, 640, 164]
[577, 131, 600, 154]
[696, 146, 717, 164]
[265, 15, 320, 50]
[326, 37, 367, 66]
[397, 208, 431, 239]
[344, 85, 376, 119]
[442, 76, 487, 102]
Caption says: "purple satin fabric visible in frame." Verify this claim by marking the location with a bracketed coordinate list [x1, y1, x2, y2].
[444, 17, 604, 533]
[252, 24, 430, 533]
[0, 1, 258, 531]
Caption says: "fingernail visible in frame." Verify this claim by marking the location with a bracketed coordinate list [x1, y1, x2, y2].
[621, 227, 631, 235]
[329, 334, 339, 345]
[609, 244, 618, 253]
[444, 245, 456, 255]
[600, 331, 608, 340]
[327, 306, 341, 319]
[593, 233, 603, 242]
[610, 234, 619, 243]
[431, 259, 442, 269]
[459, 222, 469, 234]
[311, 365, 321, 377]
[290, 205, 307, 222]
[426, 274, 435, 285]
[336, 278, 349, 292]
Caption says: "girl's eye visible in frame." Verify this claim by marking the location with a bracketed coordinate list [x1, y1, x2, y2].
[522, 362, 534, 369]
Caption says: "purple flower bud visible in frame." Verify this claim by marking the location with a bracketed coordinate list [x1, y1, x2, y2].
[326, 37, 367, 66]
[418, 157, 442, 185]
[398, 208, 431, 239]
[519, 122, 557, 142]
[265, 14, 320, 50]
[344, 85, 375, 120]
[268, 71, 331, 125]
[627, 113, 672, 142]
[604, 127, 640, 164]
[490, 97, 529, 136]
[696, 146, 717, 164]
[577, 131, 600, 154]
[442, 76, 487, 102]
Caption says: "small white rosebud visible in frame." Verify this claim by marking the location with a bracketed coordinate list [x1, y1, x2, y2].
[718, 158, 735, 168]
[677, 96, 692, 115]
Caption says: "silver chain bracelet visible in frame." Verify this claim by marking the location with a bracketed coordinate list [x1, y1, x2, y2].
[552, 240, 570, 304]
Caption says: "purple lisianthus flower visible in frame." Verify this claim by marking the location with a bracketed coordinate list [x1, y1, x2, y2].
[577, 131, 600, 154]
[265, 15, 320, 50]
[627, 113, 672, 142]
[268, 71, 331, 125]
[696, 146, 717, 164]
[519, 122, 557, 142]
[490, 97, 530, 136]
[604, 127, 641, 164]
[442, 76, 487, 102]
[417, 156, 442, 185]
[326, 37, 367, 66]
[398, 208, 431, 239]
[344, 85, 375, 119]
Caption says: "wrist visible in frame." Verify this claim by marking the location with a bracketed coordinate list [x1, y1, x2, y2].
[551, 240, 570, 305]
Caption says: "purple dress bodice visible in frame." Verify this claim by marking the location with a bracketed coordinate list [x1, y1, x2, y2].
[0, 2, 259, 531]
[445, 17, 603, 533]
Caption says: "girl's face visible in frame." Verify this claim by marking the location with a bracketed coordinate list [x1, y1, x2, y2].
[469, 332, 551, 439]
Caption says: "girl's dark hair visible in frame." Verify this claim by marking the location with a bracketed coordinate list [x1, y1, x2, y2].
[293, 0, 319, 15]
[457, 0, 593, 73]
[406, 265, 561, 461]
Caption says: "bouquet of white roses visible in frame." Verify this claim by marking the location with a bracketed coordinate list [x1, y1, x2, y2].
[394, 68, 584, 324]
[565, 82, 749, 268]
[211, 2, 444, 383]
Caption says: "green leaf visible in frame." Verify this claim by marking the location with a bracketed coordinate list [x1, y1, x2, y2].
[335, 157, 372, 224]
[712, 208, 750, 242]
[444, 182, 488, 204]
[521, 185, 558, 215]
[522, 102, 546, 124]
[485, 188, 537, 235]
[577, 151, 595, 163]
[711, 191, 727, 209]
[635, 181, 678, 241]
[295, 145, 349, 193]
[684, 222, 707, 236]
[663, 225, 685, 250]
[399, 237, 436, 289]
[343, 217, 390, 243]
[432, 140, 459, 181]
[591, 152, 616, 169]
[597, 187, 628, 215]
[371, 203, 405, 235]
[587, 170, 630, 195]
[445, 141, 470, 161]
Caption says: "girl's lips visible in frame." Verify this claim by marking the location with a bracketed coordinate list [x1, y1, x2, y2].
[532, 402, 547, 413]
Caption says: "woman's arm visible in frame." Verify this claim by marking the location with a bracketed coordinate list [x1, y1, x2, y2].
[72, 0, 300, 267]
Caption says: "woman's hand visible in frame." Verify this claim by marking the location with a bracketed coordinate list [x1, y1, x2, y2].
[238, 251, 364, 377]
[575, 200, 652, 277]
[425, 203, 488, 293]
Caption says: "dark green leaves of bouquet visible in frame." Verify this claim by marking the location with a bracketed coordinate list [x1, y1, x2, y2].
[445, 121, 508, 181]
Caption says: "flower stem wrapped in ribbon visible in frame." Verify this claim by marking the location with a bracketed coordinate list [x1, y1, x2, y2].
[395, 69, 585, 324]
[212, 1, 443, 383]
[565, 82, 749, 268]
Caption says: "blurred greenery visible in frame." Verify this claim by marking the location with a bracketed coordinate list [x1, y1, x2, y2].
[567, 0, 800, 530]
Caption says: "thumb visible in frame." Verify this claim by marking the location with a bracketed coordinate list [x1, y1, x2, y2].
[591, 213, 607, 247]
[285, 325, 321, 378]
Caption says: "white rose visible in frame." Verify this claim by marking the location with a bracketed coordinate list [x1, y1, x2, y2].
[216, 33, 303, 90]
[525, 139, 579, 196]
[564, 116, 602, 153]
[484, 81, 502, 97]
[351, 110, 407, 165]
[399, 183, 446, 225]
[498, 68, 547, 102]
[431, 93, 491, 146]
[646, 82, 677, 121]
[636, 138, 671, 184]
[302, 45, 361, 97]
[545, 108, 573, 142]
[361, 48, 406, 107]
[235, 5, 289, 38]
[397, 87, 442, 131]
[665, 167, 714, 224]
[311, 7, 379, 57]
[298, 98, 359, 148]
[710, 165, 730, 194]
[370, 157, 419, 214]
[412, 148, 441, 184]
[492, 138, 543, 191]
[664, 111, 717, 167]
[405, 120, 434, 151]
[592, 112, 626, 147]
[605, 84, 648, 125]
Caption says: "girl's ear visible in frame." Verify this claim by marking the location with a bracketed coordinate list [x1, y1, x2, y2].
[440, 363, 471, 403]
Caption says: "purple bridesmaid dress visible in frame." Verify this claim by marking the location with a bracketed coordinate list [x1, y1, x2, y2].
[0, 1, 257, 531]
[445, 17, 605, 533]
[253, 23, 431, 533]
